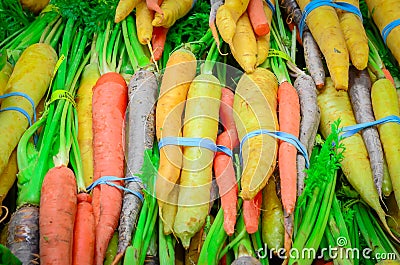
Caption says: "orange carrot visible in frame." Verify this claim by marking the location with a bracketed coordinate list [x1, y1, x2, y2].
[243, 191, 262, 234]
[39, 166, 77, 265]
[151, 26, 169, 61]
[247, 0, 270, 36]
[72, 193, 95, 265]
[382, 68, 395, 86]
[92, 72, 128, 265]
[214, 88, 239, 236]
[146, 0, 164, 15]
[278, 81, 300, 215]
[209, 0, 224, 49]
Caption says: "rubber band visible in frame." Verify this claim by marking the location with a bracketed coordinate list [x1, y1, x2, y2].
[299, 0, 362, 39]
[341, 115, 400, 139]
[382, 19, 400, 45]
[48, 90, 76, 108]
[86, 175, 144, 202]
[240, 129, 310, 168]
[158, 137, 233, 157]
[0, 92, 36, 124]
[265, 0, 276, 13]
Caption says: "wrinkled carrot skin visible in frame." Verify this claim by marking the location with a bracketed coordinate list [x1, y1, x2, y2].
[278, 81, 300, 215]
[39, 166, 77, 265]
[73, 193, 95, 265]
[214, 88, 239, 236]
[247, 0, 270, 36]
[151, 27, 169, 61]
[243, 191, 262, 234]
[92, 72, 128, 265]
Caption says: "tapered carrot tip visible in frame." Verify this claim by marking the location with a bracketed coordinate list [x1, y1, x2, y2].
[254, 24, 270, 36]
[223, 210, 236, 236]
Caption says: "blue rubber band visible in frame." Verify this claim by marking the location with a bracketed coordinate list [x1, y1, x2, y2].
[158, 137, 233, 157]
[86, 175, 144, 202]
[240, 129, 310, 168]
[0, 92, 37, 124]
[382, 19, 400, 45]
[299, 0, 362, 39]
[0, 107, 32, 126]
[265, 0, 275, 13]
[341, 115, 400, 139]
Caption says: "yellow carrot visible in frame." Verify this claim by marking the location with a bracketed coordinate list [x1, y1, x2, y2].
[335, 0, 368, 70]
[155, 48, 197, 208]
[365, 0, 400, 66]
[317, 77, 394, 237]
[152, 0, 194, 28]
[0, 43, 57, 176]
[371, 79, 400, 210]
[115, 0, 141, 23]
[0, 149, 17, 217]
[0, 62, 13, 97]
[216, 0, 251, 45]
[136, 0, 154, 44]
[233, 67, 278, 200]
[297, 0, 349, 90]
[173, 73, 221, 248]
[230, 12, 257, 73]
[76, 62, 100, 187]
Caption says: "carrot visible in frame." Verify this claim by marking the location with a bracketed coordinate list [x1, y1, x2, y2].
[335, 0, 368, 70]
[19, 0, 49, 14]
[0, 43, 57, 177]
[0, 62, 12, 97]
[115, 0, 141, 23]
[243, 191, 262, 234]
[348, 66, 385, 196]
[280, 0, 325, 88]
[382, 68, 395, 87]
[293, 74, 320, 196]
[152, 0, 194, 28]
[371, 78, 400, 212]
[209, 0, 224, 48]
[76, 59, 100, 188]
[278, 81, 300, 215]
[161, 183, 179, 235]
[7, 206, 40, 264]
[255, 1, 274, 66]
[146, 0, 163, 16]
[151, 26, 169, 62]
[92, 72, 128, 265]
[155, 48, 197, 207]
[173, 72, 222, 248]
[136, 0, 154, 45]
[0, 149, 17, 217]
[72, 193, 95, 265]
[117, 69, 158, 255]
[233, 67, 278, 200]
[364, 0, 400, 67]
[214, 87, 239, 236]
[261, 177, 284, 251]
[216, 0, 251, 45]
[297, 0, 349, 90]
[302, 31, 325, 89]
[230, 12, 257, 73]
[382, 157, 393, 197]
[247, 0, 270, 36]
[39, 166, 77, 265]
[317, 77, 394, 238]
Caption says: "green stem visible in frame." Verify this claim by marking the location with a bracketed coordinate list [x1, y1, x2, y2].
[139, 202, 158, 264]
[126, 16, 150, 68]
[49, 21, 66, 49]
[40, 15, 61, 43]
[107, 23, 121, 65]
[203, 41, 218, 74]
[159, 221, 175, 265]
[121, 20, 139, 72]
